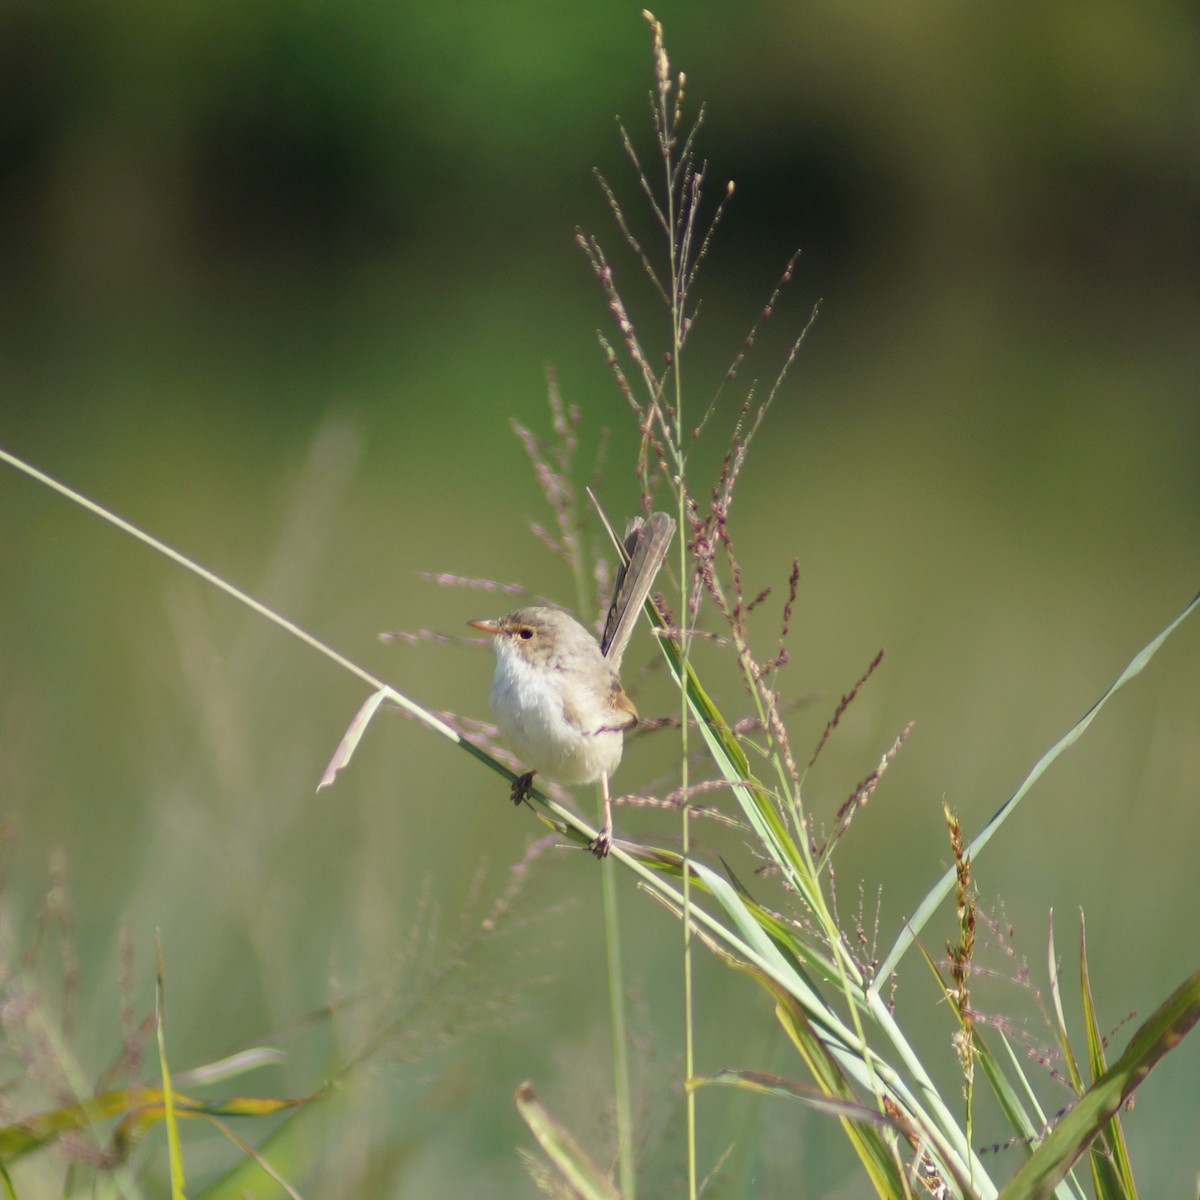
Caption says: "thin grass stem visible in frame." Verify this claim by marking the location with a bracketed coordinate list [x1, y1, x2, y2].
[639, 12, 701, 1193]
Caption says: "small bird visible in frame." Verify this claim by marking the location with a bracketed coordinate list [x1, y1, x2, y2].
[469, 513, 675, 857]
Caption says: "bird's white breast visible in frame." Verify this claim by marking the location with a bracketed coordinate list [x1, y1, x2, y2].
[489, 641, 624, 785]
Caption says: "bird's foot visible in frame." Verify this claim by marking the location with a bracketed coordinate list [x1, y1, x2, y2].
[510, 771, 536, 806]
[589, 824, 612, 860]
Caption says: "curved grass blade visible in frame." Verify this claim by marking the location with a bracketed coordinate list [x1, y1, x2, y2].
[0, 1089, 139, 1159]
[0, 446, 508, 804]
[876, 589, 1200, 988]
[697, 1068, 894, 1123]
[174, 1048, 287, 1088]
[317, 688, 391, 790]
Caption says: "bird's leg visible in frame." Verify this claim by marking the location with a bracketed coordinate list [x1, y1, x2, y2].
[511, 771, 536, 806]
[589, 772, 613, 859]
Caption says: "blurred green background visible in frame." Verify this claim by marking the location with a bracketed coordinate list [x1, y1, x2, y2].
[2, 0, 1198, 1194]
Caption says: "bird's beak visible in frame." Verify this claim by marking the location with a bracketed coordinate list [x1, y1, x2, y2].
[467, 618, 500, 635]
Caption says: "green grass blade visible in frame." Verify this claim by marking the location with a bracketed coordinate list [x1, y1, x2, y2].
[192, 1105, 319, 1200]
[156, 934, 187, 1200]
[998, 967, 1200, 1200]
[684, 859, 984, 1194]
[515, 1083, 622, 1200]
[173, 1048, 287, 1088]
[1047, 913, 1085, 1094]
[0, 1090, 131, 1159]
[1078, 919, 1137, 1200]
[875, 589, 1200, 987]
[977, 1032, 1086, 1200]
[651, 626, 816, 906]
[685, 860, 828, 1016]
[691, 924, 909, 1196]
[193, 1119, 305, 1200]
[697, 1067, 893, 1121]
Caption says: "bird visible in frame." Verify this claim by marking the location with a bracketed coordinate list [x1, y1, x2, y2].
[469, 512, 675, 857]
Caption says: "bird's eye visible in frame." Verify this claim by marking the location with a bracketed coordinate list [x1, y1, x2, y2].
[518, 627, 534, 640]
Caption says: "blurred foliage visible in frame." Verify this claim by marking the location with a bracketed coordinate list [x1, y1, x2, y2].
[0, 1, 1197, 1195]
